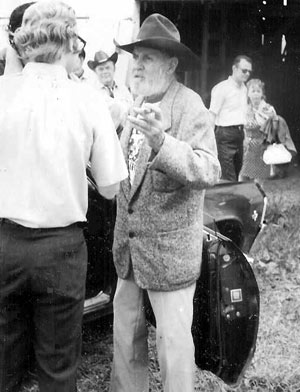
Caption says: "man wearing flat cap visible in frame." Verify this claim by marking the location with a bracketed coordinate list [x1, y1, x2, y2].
[110, 13, 221, 392]
[88, 50, 133, 135]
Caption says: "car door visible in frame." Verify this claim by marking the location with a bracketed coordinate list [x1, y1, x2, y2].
[192, 228, 259, 385]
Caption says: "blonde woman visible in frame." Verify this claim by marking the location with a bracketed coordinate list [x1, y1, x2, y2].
[0, 2, 127, 391]
[239, 78, 276, 182]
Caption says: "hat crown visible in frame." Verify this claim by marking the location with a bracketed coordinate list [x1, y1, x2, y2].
[115, 13, 200, 70]
[87, 51, 118, 70]
[137, 13, 180, 43]
[94, 50, 110, 62]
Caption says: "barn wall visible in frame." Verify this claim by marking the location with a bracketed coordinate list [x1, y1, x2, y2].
[140, 0, 300, 154]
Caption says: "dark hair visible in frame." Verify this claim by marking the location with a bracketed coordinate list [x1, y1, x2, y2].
[232, 55, 252, 67]
[8, 2, 35, 45]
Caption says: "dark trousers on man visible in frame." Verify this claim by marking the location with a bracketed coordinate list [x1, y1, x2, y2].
[215, 125, 245, 181]
[0, 219, 87, 392]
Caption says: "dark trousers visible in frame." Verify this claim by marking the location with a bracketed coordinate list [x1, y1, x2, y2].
[0, 219, 87, 392]
[215, 125, 245, 181]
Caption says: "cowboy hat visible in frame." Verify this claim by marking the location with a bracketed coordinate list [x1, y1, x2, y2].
[87, 51, 118, 70]
[114, 13, 200, 71]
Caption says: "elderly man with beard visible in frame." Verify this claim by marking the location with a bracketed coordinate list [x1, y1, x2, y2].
[110, 13, 221, 392]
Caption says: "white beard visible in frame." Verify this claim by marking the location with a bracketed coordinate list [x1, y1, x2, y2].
[130, 69, 169, 98]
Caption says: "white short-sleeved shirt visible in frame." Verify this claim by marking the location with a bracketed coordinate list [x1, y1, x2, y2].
[97, 80, 133, 125]
[209, 76, 247, 126]
[97, 80, 133, 106]
[0, 62, 128, 228]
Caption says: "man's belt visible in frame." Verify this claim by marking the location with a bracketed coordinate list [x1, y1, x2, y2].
[217, 125, 244, 131]
[0, 218, 86, 230]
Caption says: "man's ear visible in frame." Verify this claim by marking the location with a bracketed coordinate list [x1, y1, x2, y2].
[168, 57, 179, 73]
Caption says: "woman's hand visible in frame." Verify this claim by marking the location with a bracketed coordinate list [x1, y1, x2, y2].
[262, 104, 276, 119]
[127, 103, 165, 153]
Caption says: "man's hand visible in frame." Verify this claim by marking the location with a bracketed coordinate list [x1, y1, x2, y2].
[128, 103, 165, 153]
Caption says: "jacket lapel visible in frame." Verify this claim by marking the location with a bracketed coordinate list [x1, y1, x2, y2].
[159, 80, 177, 133]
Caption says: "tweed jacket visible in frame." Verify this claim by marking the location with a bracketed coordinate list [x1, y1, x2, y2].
[113, 80, 221, 291]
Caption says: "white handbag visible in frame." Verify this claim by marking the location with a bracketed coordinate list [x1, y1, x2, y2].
[263, 143, 292, 165]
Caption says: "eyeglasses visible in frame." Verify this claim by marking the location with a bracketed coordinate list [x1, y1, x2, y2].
[76, 35, 86, 52]
[241, 68, 252, 74]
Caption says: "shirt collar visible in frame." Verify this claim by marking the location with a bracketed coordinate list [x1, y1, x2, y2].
[22, 62, 68, 79]
[99, 80, 117, 90]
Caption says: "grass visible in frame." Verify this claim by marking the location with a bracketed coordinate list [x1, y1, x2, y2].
[233, 168, 300, 392]
[21, 166, 300, 392]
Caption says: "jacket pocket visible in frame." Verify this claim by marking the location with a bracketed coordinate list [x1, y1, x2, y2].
[156, 225, 202, 286]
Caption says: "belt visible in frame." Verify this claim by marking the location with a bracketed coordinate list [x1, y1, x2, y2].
[0, 218, 86, 230]
[217, 125, 244, 131]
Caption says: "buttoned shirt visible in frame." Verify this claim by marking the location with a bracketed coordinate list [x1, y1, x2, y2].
[97, 80, 133, 124]
[209, 76, 247, 126]
[0, 62, 128, 228]
[97, 80, 132, 103]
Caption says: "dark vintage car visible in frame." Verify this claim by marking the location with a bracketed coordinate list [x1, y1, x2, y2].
[83, 170, 267, 385]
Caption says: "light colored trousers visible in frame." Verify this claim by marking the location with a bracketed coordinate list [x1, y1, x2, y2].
[109, 276, 196, 392]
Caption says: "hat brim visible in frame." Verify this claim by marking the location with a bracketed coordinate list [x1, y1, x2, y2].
[87, 52, 118, 70]
[115, 38, 200, 71]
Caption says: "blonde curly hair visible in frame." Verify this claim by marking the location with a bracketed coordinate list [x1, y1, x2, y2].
[246, 78, 266, 100]
[13, 0, 80, 63]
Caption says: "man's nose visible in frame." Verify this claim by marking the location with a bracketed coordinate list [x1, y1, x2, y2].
[133, 58, 144, 69]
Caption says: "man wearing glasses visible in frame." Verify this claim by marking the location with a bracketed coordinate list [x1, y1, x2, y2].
[209, 55, 253, 181]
